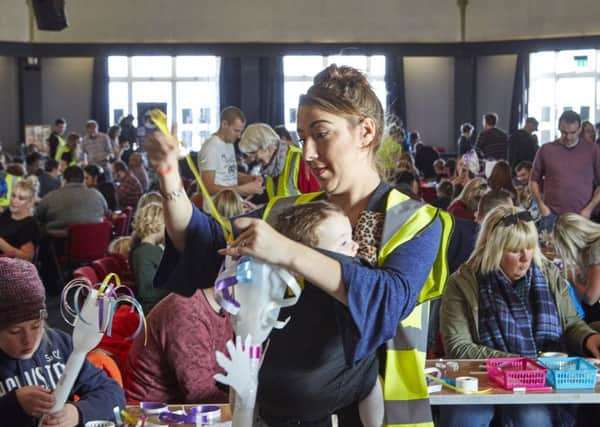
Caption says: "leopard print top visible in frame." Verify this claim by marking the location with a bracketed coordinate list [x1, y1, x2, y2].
[352, 210, 385, 266]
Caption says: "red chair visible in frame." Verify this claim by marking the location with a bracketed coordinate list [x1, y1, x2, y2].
[73, 266, 99, 285]
[111, 212, 129, 237]
[92, 256, 133, 287]
[66, 222, 112, 265]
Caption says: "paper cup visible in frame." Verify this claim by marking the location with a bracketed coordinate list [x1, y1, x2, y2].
[85, 422, 115, 427]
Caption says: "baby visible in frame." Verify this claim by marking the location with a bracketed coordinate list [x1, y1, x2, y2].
[275, 200, 383, 427]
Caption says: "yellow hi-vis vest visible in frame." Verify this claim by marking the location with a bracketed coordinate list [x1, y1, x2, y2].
[53, 134, 66, 162]
[0, 174, 22, 208]
[265, 145, 303, 200]
[262, 189, 454, 427]
[55, 144, 76, 166]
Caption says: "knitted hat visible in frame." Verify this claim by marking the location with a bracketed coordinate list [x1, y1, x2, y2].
[0, 258, 46, 327]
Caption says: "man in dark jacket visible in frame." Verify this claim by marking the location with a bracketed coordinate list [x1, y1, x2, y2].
[475, 112, 509, 160]
[508, 117, 539, 168]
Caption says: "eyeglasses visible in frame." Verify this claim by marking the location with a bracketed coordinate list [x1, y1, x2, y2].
[493, 211, 533, 229]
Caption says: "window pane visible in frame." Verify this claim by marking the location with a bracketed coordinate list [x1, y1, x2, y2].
[109, 82, 129, 125]
[131, 81, 172, 125]
[176, 81, 219, 151]
[530, 52, 555, 77]
[284, 81, 313, 129]
[131, 56, 172, 78]
[108, 56, 128, 78]
[597, 81, 600, 125]
[283, 56, 324, 77]
[529, 78, 555, 144]
[556, 77, 595, 121]
[371, 80, 387, 110]
[556, 49, 596, 74]
[175, 56, 218, 78]
[328, 55, 367, 72]
[370, 56, 386, 76]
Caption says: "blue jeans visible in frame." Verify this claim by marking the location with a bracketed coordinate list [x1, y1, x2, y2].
[438, 404, 554, 427]
[538, 212, 557, 234]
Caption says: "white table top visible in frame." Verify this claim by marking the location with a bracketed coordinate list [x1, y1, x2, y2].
[427, 359, 600, 405]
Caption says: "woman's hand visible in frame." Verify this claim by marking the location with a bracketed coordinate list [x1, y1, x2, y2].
[41, 403, 79, 427]
[585, 334, 600, 358]
[218, 218, 295, 267]
[15, 385, 55, 418]
[143, 125, 179, 176]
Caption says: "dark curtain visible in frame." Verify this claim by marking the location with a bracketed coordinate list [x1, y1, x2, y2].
[510, 53, 530, 135]
[385, 55, 407, 127]
[91, 57, 109, 131]
[258, 56, 284, 127]
[219, 57, 242, 110]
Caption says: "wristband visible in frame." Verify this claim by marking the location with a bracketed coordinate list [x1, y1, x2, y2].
[160, 187, 186, 201]
[157, 165, 172, 177]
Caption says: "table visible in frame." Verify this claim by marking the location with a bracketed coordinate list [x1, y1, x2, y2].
[426, 359, 600, 405]
[125, 404, 231, 426]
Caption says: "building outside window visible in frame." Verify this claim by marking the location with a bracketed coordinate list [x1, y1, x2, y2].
[529, 49, 600, 144]
[108, 55, 220, 151]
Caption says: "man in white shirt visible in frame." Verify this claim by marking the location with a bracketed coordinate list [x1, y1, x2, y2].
[198, 106, 262, 196]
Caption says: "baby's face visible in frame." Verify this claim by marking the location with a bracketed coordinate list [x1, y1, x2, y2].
[315, 212, 359, 257]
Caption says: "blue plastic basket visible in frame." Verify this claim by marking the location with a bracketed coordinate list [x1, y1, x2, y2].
[537, 357, 598, 390]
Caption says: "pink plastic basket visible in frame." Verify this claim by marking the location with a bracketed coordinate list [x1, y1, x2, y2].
[486, 357, 548, 390]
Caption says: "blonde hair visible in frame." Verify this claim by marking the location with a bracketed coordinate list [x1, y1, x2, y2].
[65, 132, 82, 163]
[108, 236, 132, 258]
[12, 176, 39, 209]
[239, 123, 280, 154]
[554, 213, 600, 277]
[212, 190, 244, 218]
[136, 191, 162, 211]
[469, 205, 542, 274]
[131, 202, 164, 248]
[453, 177, 488, 213]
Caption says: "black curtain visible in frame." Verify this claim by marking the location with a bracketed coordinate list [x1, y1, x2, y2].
[510, 53, 530, 135]
[385, 55, 407, 126]
[91, 57, 109, 131]
[258, 56, 284, 127]
[219, 57, 242, 109]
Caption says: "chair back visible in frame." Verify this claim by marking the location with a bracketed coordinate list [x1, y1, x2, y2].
[73, 266, 100, 285]
[67, 222, 112, 265]
[92, 256, 125, 283]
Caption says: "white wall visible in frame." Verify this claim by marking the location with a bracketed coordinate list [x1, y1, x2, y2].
[40, 58, 94, 136]
[0, 57, 20, 152]
[2, 0, 599, 44]
[404, 57, 455, 151]
[476, 55, 517, 133]
[467, 0, 600, 41]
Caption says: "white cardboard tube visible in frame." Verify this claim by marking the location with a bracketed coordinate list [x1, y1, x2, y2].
[456, 376, 479, 393]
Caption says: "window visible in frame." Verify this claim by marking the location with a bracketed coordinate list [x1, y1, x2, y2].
[529, 50, 600, 144]
[108, 56, 220, 151]
[283, 55, 386, 130]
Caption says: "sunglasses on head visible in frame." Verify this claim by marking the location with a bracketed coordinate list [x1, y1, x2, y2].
[493, 211, 533, 228]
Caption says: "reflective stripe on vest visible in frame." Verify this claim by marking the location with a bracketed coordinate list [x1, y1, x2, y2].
[378, 189, 453, 427]
[261, 189, 453, 427]
[0, 174, 21, 207]
[265, 146, 303, 199]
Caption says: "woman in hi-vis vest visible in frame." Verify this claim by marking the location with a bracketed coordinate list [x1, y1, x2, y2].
[238, 123, 320, 199]
[145, 65, 447, 427]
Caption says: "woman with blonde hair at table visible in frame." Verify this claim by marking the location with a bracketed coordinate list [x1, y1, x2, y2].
[554, 212, 600, 325]
[439, 205, 600, 427]
[447, 176, 488, 220]
[144, 64, 451, 426]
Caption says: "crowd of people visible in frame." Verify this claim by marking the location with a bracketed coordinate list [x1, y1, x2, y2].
[2, 63, 600, 426]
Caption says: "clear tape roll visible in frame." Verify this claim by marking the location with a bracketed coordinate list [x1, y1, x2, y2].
[456, 376, 479, 393]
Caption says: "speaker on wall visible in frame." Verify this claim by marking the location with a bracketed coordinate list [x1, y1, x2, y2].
[31, 0, 68, 31]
